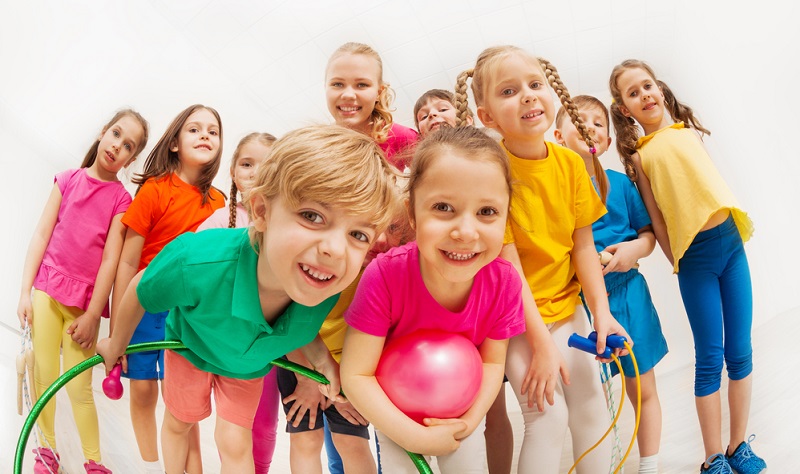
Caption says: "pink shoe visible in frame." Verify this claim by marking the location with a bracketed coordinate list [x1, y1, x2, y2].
[32, 447, 60, 474]
[84, 460, 112, 473]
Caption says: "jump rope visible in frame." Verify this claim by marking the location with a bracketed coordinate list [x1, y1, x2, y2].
[14, 340, 435, 474]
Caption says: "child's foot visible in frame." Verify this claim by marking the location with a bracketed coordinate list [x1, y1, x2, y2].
[726, 434, 767, 474]
[32, 447, 60, 474]
[701, 453, 733, 473]
[84, 460, 113, 473]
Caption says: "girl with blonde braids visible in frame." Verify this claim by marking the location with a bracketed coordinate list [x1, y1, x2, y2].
[197, 131, 276, 473]
[456, 46, 630, 473]
[610, 59, 764, 474]
[325, 42, 418, 171]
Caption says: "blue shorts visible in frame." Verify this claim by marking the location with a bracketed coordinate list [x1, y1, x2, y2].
[122, 310, 167, 380]
[605, 269, 668, 377]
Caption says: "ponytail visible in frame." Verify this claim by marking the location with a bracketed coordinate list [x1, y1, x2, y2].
[659, 80, 710, 136]
[454, 69, 475, 127]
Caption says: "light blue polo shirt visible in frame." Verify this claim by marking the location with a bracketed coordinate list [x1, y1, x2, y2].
[137, 228, 338, 379]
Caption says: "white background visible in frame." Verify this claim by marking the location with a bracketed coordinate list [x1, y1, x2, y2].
[2, 0, 799, 378]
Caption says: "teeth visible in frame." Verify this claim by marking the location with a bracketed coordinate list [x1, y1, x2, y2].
[301, 264, 333, 281]
[339, 106, 359, 112]
[522, 111, 542, 119]
[445, 251, 476, 261]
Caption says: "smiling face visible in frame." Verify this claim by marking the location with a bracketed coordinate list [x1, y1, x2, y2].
[94, 115, 145, 180]
[250, 193, 378, 307]
[615, 67, 670, 135]
[555, 103, 612, 161]
[477, 53, 555, 158]
[325, 53, 382, 133]
[410, 149, 508, 298]
[233, 141, 272, 196]
[174, 108, 221, 172]
[416, 98, 460, 137]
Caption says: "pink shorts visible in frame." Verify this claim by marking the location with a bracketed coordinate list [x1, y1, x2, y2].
[163, 350, 264, 429]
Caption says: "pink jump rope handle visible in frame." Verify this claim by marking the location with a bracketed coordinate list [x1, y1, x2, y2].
[102, 364, 123, 400]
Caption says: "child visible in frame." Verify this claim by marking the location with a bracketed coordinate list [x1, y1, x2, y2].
[413, 89, 473, 136]
[455, 46, 630, 474]
[325, 42, 418, 171]
[554, 95, 668, 474]
[341, 125, 527, 473]
[17, 108, 149, 474]
[276, 191, 411, 474]
[609, 59, 765, 474]
[113, 104, 225, 473]
[97, 124, 398, 474]
[196, 132, 277, 473]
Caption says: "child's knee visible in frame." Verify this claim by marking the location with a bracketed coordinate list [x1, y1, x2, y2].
[290, 430, 325, 454]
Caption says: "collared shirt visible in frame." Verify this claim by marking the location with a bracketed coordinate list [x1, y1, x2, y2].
[137, 228, 338, 379]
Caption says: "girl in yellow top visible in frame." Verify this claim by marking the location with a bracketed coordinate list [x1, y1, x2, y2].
[610, 59, 765, 474]
[456, 45, 630, 474]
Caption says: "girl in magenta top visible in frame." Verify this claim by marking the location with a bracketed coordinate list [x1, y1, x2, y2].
[341, 126, 525, 473]
[325, 41, 418, 171]
[17, 109, 149, 474]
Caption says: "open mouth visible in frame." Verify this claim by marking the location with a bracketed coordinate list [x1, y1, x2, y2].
[300, 263, 334, 281]
[442, 250, 477, 261]
[338, 105, 361, 113]
[522, 110, 543, 119]
[196, 144, 212, 150]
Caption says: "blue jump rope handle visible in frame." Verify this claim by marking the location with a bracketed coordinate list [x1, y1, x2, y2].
[587, 331, 628, 349]
[568, 333, 611, 359]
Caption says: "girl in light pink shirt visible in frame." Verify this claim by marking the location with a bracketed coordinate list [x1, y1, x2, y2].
[17, 109, 149, 474]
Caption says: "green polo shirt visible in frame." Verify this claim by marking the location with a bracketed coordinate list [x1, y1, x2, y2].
[137, 228, 338, 379]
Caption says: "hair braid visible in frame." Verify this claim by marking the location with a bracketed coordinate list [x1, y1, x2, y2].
[540, 58, 608, 202]
[228, 181, 238, 228]
[454, 69, 474, 127]
[609, 102, 640, 181]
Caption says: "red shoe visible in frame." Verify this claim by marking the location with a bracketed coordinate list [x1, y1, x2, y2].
[84, 460, 113, 473]
[32, 447, 60, 474]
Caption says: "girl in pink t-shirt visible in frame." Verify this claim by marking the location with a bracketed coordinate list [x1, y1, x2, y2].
[197, 131, 277, 474]
[17, 109, 149, 474]
[341, 126, 525, 473]
[325, 42, 418, 171]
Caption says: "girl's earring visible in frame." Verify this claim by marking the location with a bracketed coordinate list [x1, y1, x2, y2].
[171, 146, 179, 152]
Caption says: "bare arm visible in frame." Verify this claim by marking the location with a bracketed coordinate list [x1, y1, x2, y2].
[499, 244, 569, 410]
[572, 225, 630, 357]
[67, 215, 127, 349]
[298, 335, 344, 403]
[631, 152, 672, 266]
[111, 227, 145, 333]
[340, 327, 466, 456]
[96, 270, 146, 372]
[601, 226, 656, 275]
[17, 185, 62, 327]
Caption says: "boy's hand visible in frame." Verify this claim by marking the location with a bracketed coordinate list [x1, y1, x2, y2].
[284, 375, 326, 428]
[67, 313, 100, 350]
[601, 242, 639, 275]
[96, 337, 125, 373]
[593, 311, 632, 361]
[332, 399, 368, 426]
[314, 358, 346, 404]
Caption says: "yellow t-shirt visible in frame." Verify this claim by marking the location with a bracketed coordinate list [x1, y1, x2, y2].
[503, 141, 607, 324]
[637, 123, 753, 273]
[318, 270, 363, 362]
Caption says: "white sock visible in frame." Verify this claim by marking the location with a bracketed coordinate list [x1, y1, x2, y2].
[638, 454, 659, 474]
[143, 460, 163, 473]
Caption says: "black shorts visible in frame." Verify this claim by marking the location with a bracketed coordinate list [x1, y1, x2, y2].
[276, 362, 370, 439]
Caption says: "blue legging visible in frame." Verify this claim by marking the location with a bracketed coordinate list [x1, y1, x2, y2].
[677, 215, 753, 397]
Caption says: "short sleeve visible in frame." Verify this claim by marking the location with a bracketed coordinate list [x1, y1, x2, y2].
[112, 186, 133, 217]
[136, 235, 191, 313]
[54, 169, 79, 194]
[122, 179, 161, 238]
[574, 155, 607, 228]
[344, 259, 393, 337]
[486, 262, 525, 340]
[625, 179, 651, 231]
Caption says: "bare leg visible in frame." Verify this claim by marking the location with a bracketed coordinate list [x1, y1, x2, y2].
[485, 384, 513, 474]
[331, 432, 377, 474]
[161, 410, 194, 474]
[726, 374, 752, 454]
[289, 430, 324, 474]
[695, 391, 723, 462]
[215, 416, 255, 474]
[186, 423, 203, 473]
[130, 379, 161, 462]
[625, 370, 662, 458]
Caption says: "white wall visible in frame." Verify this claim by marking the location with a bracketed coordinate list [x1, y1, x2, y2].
[2, 0, 798, 375]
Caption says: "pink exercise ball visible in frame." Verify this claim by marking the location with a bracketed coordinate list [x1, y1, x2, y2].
[376, 329, 483, 424]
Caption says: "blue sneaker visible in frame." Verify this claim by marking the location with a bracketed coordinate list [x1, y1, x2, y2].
[701, 453, 733, 473]
[726, 434, 767, 473]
